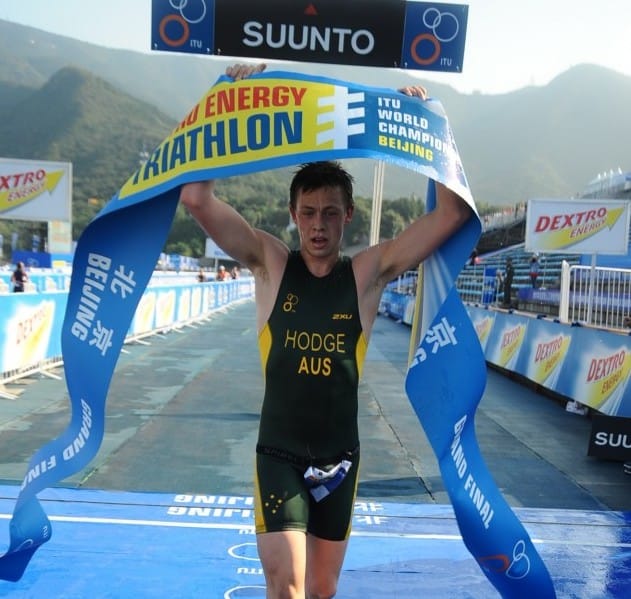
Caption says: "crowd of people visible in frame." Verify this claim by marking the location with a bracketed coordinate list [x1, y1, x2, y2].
[197, 265, 241, 282]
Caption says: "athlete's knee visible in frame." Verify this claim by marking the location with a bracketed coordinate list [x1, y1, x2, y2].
[263, 566, 304, 599]
[267, 582, 304, 599]
[306, 579, 337, 599]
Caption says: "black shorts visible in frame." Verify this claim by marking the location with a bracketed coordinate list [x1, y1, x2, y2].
[254, 448, 360, 541]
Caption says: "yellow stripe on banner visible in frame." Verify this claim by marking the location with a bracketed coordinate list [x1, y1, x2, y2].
[118, 78, 339, 199]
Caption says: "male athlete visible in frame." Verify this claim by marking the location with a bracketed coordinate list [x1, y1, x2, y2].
[180, 63, 472, 599]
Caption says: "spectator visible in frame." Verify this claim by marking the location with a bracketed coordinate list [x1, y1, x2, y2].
[215, 265, 229, 281]
[529, 255, 539, 288]
[502, 258, 514, 307]
[10, 261, 28, 292]
[494, 269, 503, 303]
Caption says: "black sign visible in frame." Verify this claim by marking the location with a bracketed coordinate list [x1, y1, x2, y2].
[587, 414, 631, 461]
[152, 0, 469, 72]
[214, 0, 406, 67]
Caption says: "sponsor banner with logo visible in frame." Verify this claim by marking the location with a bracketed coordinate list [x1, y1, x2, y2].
[514, 319, 572, 390]
[0, 70, 556, 598]
[0, 158, 72, 222]
[0, 293, 66, 374]
[151, 0, 468, 72]
[484, 311, 531, 372]
[471, 309, 496, 352]
[588, 414, 631, 461]
[553, 325, 631, 416]
[0, 279, 251, 377]
[525, 198, 631, 254]
[467, 306, 631, 418]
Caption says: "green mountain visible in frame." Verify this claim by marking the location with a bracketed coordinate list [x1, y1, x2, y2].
[1, 18, 631, 209]
[0, 66, 175, 239]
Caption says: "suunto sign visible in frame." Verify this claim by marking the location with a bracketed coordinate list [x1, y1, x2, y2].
[216, 0, 403, 67]
[588, 414, 631, 461]
[152, 0, 468, 72]
[241, 22, 376, 57]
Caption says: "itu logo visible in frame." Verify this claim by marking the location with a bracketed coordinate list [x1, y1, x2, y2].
[411, 8, 460, 66]
[152, 0, 213, 54]
[158, 0, 207, 47]
[478, 539, 532, 580]
[400, 2, 468, 73]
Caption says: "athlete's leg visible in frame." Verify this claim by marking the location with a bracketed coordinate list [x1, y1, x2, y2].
[257, 530, 307, 599]
[305, 535, 349, 599]
[303, 456, 359, 598]
[254, 453, 311, 598]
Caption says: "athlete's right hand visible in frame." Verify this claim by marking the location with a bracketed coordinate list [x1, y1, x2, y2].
[225, 63, 267, 81]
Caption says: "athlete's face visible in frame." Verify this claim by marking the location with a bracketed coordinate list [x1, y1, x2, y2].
[291, 186, 353, 258]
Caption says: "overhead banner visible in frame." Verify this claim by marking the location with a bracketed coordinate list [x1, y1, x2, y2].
[151, 0, 468, 72]
[0, 158, 72, 222]
[525, 198, 631, 254]
[0, 69, 553, 597]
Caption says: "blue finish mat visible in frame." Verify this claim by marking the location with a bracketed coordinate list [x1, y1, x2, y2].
[1, 485, 630, 598]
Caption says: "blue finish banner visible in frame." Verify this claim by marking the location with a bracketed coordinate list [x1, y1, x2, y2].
[405, 184, 556, 596]
[0, 69, 552, 596]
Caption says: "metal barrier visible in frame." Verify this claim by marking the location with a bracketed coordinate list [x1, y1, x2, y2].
[457, 261, 631, 332]
[456, 265, 503, 307]
[559, 261, 631, 329]
[0, 278, 254, 400]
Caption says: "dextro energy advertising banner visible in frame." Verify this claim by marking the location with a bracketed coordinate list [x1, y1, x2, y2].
[0, 294, 65, 375]
[468, 306, 631, 418]
[0, 158, 72, 222]
[0, 70, 554, 596]
[525, 198, 631, 254]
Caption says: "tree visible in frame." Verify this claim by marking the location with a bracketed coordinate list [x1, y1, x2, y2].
[344, 196, 371, 247]
[380, 208, 406, 239]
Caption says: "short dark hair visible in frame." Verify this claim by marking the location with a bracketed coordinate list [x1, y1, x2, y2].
[289, 161, 354, 210]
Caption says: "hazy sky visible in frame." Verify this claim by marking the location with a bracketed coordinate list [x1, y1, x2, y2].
[1, 0, 630, 94]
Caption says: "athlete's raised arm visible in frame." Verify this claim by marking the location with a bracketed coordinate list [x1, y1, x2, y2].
[179, 62, 285, 273]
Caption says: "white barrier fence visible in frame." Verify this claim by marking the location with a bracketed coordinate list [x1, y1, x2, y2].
[456, 262, 631, 332]
[0, 277, 254, 399]
[559, 262, 631, 329]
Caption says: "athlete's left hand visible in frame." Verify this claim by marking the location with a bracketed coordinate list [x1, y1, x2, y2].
[398, 85, 428, 100]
